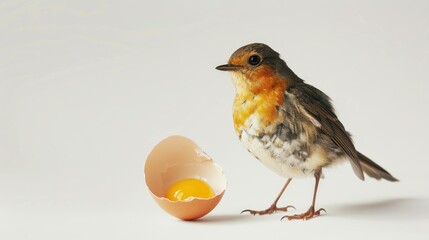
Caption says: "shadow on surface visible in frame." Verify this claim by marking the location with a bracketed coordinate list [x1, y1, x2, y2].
[331, 197, 429, 220]
[194, 213, 260, 223]
[190, 198, 429, 223]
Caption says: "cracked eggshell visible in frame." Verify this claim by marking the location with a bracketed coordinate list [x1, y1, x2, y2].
[144, 135, 226, 220]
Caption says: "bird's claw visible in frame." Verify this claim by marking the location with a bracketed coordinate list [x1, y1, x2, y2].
[241, 204, 295, 216]
[281, 207, 326, 221]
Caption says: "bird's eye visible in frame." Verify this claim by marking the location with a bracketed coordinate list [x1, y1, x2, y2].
[248, 55, 261, 66]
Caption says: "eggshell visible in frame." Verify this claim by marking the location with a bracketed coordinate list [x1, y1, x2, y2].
[145, 135, 226, 220]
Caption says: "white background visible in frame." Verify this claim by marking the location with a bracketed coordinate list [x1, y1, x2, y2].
[1, 0, 428, 239]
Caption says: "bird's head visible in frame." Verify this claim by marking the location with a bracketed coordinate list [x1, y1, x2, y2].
[216, 43, 292, 94]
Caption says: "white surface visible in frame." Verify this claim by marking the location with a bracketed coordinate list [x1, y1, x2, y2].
[1, 0, 428, 239]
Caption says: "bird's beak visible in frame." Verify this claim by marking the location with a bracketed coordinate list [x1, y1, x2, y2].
[215, 64, 241, 71]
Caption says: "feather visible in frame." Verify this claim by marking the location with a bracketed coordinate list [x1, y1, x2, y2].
[288, 83, 365, 180]
[358, 152, 398, 181]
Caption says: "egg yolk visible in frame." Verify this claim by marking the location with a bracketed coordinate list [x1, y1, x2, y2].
[165, 178, 215, 201]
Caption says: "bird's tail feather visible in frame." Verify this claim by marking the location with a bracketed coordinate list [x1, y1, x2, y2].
[357, 151, 398, 181]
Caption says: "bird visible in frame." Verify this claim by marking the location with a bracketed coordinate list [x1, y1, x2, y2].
[216, 43, 398, 220]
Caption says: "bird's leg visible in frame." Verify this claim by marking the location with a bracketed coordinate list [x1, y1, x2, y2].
[241, 178, 295, 215]
[282, 170, 326, 220]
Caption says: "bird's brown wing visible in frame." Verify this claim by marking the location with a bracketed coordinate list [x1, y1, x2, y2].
[288, 83, 365, 180]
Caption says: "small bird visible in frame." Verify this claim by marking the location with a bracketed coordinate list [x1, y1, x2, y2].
[216, 43, 398, 220]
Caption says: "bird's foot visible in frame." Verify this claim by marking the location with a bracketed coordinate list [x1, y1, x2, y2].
[281, 206, 326, 220]
[241, 204, 295, 216]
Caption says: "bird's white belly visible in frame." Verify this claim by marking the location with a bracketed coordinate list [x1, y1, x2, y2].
[240, 129, 327, 178]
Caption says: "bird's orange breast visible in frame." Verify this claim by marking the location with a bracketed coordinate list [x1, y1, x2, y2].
[233, 66, 287, 134]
